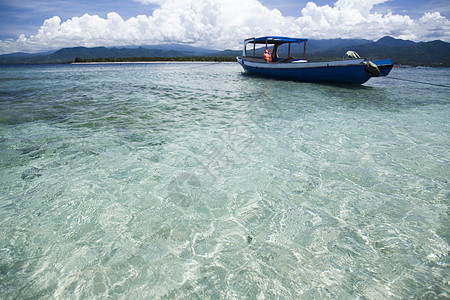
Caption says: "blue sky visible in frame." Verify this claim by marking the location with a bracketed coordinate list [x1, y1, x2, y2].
[0, 0, 449, 54]
[261, 0, 450, 18]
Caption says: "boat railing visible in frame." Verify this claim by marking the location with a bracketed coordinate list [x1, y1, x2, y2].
[242, 56, 266, 63]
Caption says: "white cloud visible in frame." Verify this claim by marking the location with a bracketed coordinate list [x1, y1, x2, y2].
[335, 0, 388, 16]
[1, 0, 449, 54]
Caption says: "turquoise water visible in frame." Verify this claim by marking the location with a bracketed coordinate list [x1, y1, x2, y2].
[0, 63, 448, 299]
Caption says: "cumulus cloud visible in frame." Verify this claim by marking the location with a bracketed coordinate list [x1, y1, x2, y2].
[1, 0, 449, 54]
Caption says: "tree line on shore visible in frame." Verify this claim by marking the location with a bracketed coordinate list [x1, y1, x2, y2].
[1, 37, 449, 66]
[73, 56, 237, 63]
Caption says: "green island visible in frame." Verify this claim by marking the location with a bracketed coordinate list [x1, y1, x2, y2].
[73, 56, 237, 63]
[1, 37, 449, 66]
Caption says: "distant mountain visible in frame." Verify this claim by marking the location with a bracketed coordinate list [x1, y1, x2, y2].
[0, 46, 189, 64]
[374, 36, 416, 48]
[398, 40, 450, 66]
[326, 36, 450, 66]
[0, 45, 238, 64]
[138, 43, 220, 56]
[0, 51, 50, 58]
[0, 37, 449, 66]
[307, 38, 372, 53]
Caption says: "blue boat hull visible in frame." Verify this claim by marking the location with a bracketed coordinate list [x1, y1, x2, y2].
[237, 58, 393, 84]
[373, 59, 394, 76]
[241, 63, 371, 84]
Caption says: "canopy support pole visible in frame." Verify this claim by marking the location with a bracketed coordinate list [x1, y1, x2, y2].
[303, 41, 307, 59]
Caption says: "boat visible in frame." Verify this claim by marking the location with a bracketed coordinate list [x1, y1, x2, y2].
[236, 36, 393, 84]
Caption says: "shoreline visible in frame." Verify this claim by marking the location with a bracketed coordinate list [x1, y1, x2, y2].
[71, 61, 237, 65]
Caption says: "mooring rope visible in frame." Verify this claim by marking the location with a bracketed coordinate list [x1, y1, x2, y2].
[388, 76, 450, 88]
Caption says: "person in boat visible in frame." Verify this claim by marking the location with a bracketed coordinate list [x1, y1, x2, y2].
[263, 49, 272, 63]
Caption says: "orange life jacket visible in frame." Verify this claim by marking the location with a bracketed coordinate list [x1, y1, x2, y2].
[263, 49, 272, 63]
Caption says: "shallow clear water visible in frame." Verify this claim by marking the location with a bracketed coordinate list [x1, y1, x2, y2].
[0, 63, 449, 299]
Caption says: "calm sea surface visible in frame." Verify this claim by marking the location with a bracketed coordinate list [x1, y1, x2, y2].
[0, 63, 449, 299]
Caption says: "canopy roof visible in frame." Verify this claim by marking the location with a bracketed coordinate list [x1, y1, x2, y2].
[245, 36, 308, 44]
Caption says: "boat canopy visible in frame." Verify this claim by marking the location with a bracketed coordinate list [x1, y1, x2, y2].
[245, 36, 308, 44]
[243, 36, 308, 59]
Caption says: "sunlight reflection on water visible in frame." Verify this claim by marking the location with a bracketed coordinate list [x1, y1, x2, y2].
[0, 64, 448, 298]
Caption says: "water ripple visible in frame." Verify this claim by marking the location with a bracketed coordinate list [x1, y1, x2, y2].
[0, 63, 448, 298]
